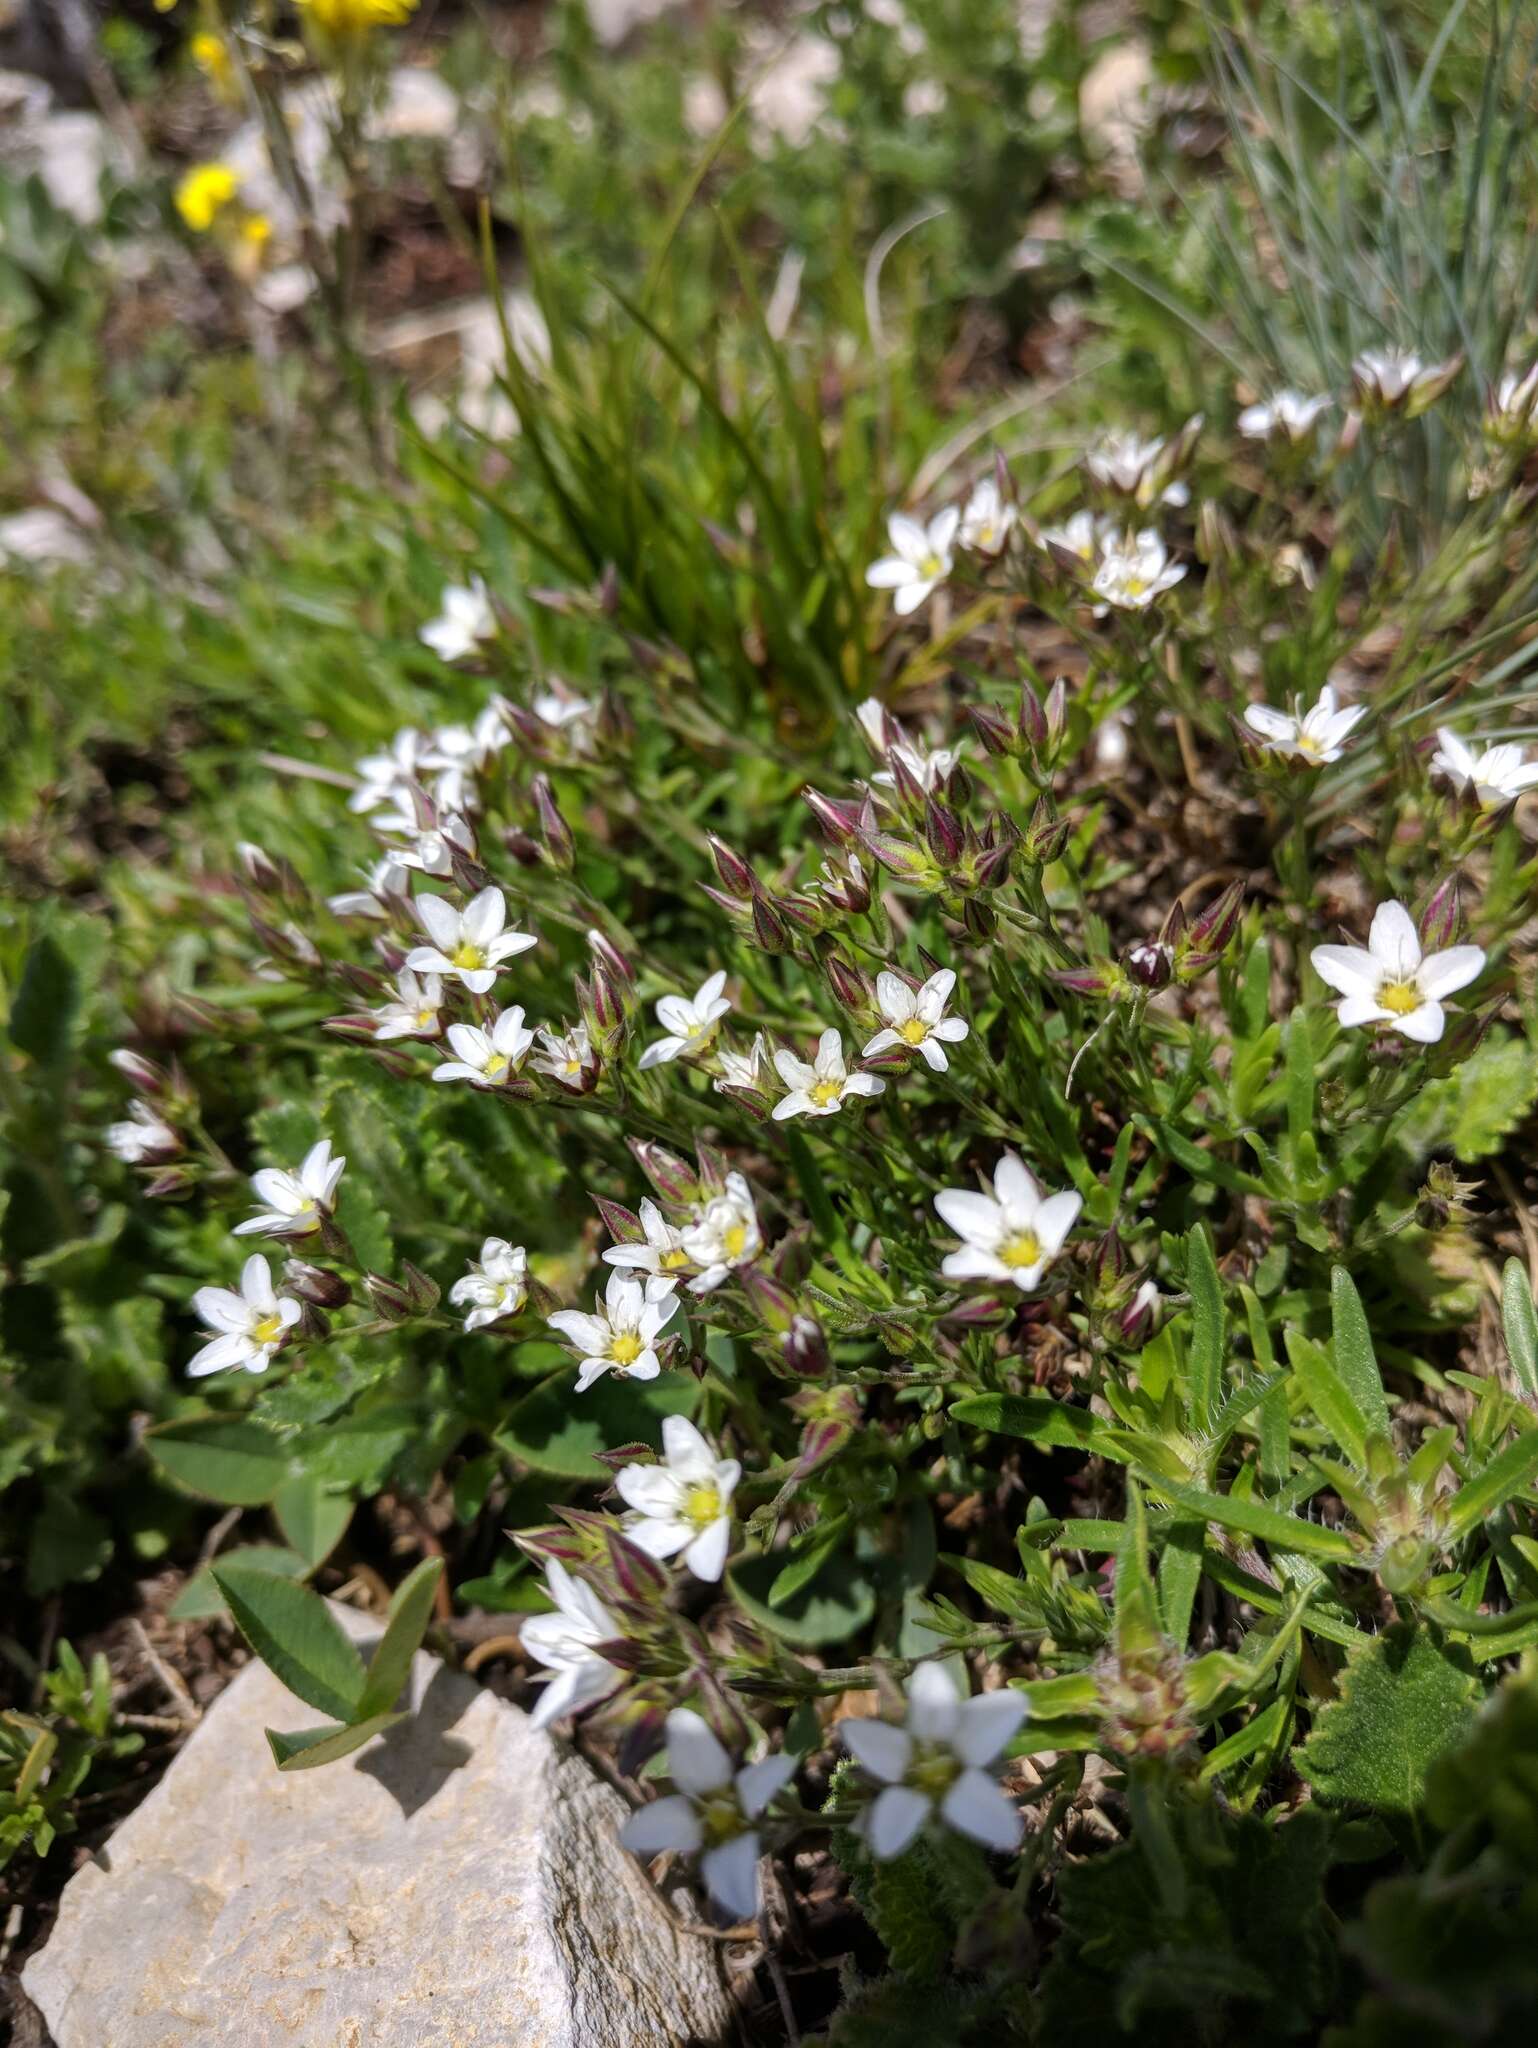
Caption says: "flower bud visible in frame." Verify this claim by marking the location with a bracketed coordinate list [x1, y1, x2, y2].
[708, 834, 757, 900]
[531, 775, 575, 872]
[1044, 676, 1069, 748]
[1125, 940, 1174, 991]
[237, 840, 304, 901]
[1184, 879, 1245, 959]
[605, 1526, 672, 1604]
[283, 1259, 353, 1309]
[109, 1047, 169, 1094]
[1023, 797, 1073, 866]
[502, 827, 543, 866]
[1118, 1279, 1160, 1348]
[400, 1260, 440, 1313]
[593, 1195, 645, 1244]
[363, 1271, 415, 1322]
[1051, 958, 1129, 1000]
[802, 787, 865, 844]
[819, 851, 871, 915]
[774, 891, 827, 939]
[628, 1139, 700, 1205]
[824, 953, 874, 1015]
[1417, 875, 1463, 952]
[781, 1313, 831, 1376]
[968, 701, 1016, 759]
[750, 892, 792, 954]
[740, 1266, 798, 1332]
[586, 928, 636, 988]
[857, 828, 940, 887]
[923, 796, 964, 870]
[578, 968, 628, 1057]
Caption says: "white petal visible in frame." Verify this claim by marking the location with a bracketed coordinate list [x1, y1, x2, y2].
[892, 577, 934, 616]
[1394, 999, 1446, 1044]
[415, 895, 460, 949]
[906, 1660, 963, 1742]
[838, 1718, 913, 1785]
[953, 1690, 1030, 1766]
[863, 1028, 902, 1058]
[187, 1332, 254, 1376]
[639, 1037, 686, 1070]
[660, 1414, 713, 1475]
[991, 1153, 1042, 1215]
[1418, 945, 1485, 999]
[1033, 1190, 1083, 1255]
[1368, 900, 1421, 978]
[875, 972, 914, 1021]
[866, 556, 916, 590]
[683, 1518, 731, 1582]
[941, 1245, 1011, 1283]
[736, 1753, 797, 1820]
[192, 1287, 251, 1335]
[866, 1784, 930, 1860]
[1336, 992, 1390, 1030]
[887, 512, 929, 560]
[1309, 945, 1379, 998]
[1244, 705, 1296, 742]
[915, 1037, 950, 1072]
[622, 1795, 703, 1858]
[940, 1768, 1023, 1853]
[667, 1708, 734, 1795]
[933, 1189, 1002, 1244]
[701, 1834, 762, 1923]
[462, 886, 506, 945]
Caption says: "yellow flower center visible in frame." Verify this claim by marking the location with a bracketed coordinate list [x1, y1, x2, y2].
[722, 1221, 749, 1259]
[609, 1332, 644, 1367]
[451, 941, 485, 970]
[1120, 574, 1148, 598]
[1378, 979, 1422, 1016]
[699, 1791, 745, 1847]
[484, 1052, 509, 1079]
[999, 1230, 1043, 1270]
[898, 1017, 929, 1045]
[809, 1079, 843, 1107]
[660, 1247, 691, 1271]
[919, 553, 942, 577]
[415, 1008, 436, 1028]
[252, 1313, 286, 1346]
[563, 1057, 583, 1076]
[907, 1746, 961, 1801]
[685, 1483, 723, 1530]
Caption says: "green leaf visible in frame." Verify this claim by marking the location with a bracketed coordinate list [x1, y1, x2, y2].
[26, 1490, 110, 1597]
[1287, 1331, 1369, 1470]
[1297, 1624, 1479, 1814]
[497, 1370, 698, 1480]
[273, 1473, 353, 1568]
[1396, 1033, 1538, 1161]
[1442, 1429, 1538, 1545]
[1330, 1268, 1390, 1440]
[1501, 1258, 1538, 1399]
[145, 1416, 293, 1506]
[7, 934, 76, 1064]
[1158, 1520, 1205, 1646]
[169, 1545, 309, 1621]
[948, 1393, 1125, 1458]
[211, 1564, 367, 1722]
[267, 1713, 406, 1771]
[728, 1551, 877, 1646]
[1186, 1224, 1225, 1434]
[1140, 1477, 1357, 1561]
[358, 1558, 443, 1719]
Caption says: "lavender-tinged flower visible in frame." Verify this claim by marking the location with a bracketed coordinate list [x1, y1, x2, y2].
[838, 1662, 1026, 1860]
[621, 1709, 797, 1921]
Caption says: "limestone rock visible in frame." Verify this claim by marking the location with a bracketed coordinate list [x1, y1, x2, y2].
[23, 1615, 733, 2047]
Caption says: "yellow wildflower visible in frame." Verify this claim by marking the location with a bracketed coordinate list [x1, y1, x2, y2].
[174, 163, 239, 234]
[190, 31, 234, 94]
[297, 0, 419, 32]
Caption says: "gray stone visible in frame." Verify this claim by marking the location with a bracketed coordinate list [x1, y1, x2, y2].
[23, 1613, 733, 2047]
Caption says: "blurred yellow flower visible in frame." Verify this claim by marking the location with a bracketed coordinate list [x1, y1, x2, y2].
[174, 163, 240, 234]
[297, 0, 419, 31]
[190, 31, 234, 93]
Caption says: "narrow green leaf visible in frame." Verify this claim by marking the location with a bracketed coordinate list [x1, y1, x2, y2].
[1287, 1330, 1369, 1470]
[948, 1394, 1125, 1457]
[267, 1713, 406, 1772]
[1501, 1258, 1538, 1398]
[1158, 1519, 1205, 1645]
[1284, 1006, 1316, 1153]
[1139, 1477, 1357, 1561]
[1200, 1696, 1292, 1782]
[211, 1564, 367, 1722]
[1330, 1268, 1390, 1438]
[357, 1557, 444, 1720]
[1443, 1429, 1538, 1546]
[1186, 1224, 1225, 1434]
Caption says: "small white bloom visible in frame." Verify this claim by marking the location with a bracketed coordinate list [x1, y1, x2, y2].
[1039, 508, 1113, 564]
[615, 1416, 741, 1582]
[432, 1007, 535, 1088]
[449, 1238, 529, 1332]
[1487, 364, 1538, 443]
[372, 968, 444, 1042]
[532, 684, 596, 738]
[838, 1662, 1027, 1861]
[233, 1138, 346, 1238]
[106, 1100, 179, 1164]
[1351, 348, 1460, 416]
[376, 811, 476, 879]
[862, 968, 969, 1073]
[714, 1031, 773, 1095]
[189, 1253, 302, 1376]
[1090, 529, 1186, 611]
[1243, 685, 1367, 766]
[603, 1197, 696, 1290]
[638, 970, 732, 1070]
[1236, 390, 1332, 443]
[519, 1560, 623, 1728]
[348, 729, 426, 817]
[1085, 427, 1193, 509]
[865, 508, 960, 616]
[532, 1022, 597, 1090]
[406, 886, 537, 995]
[420, 577, 496, 663]
[548, 1271, 679, 1392]
[856, 700, 961, 792]
[621, 1708, 797, 1922]
[958, 477, 1016, 555]
[327, 853, 411, 919]
[420, 706, 510, 813]
[771, 1028, 886, 1121]
[681, 1172, 762, 1294]
[933, 1153, 1081, 1292]
[1431, 728, 1538, 808]
[1311, 899, 1485, 1045]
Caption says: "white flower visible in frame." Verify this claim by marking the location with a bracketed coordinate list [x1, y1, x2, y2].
[615, 1417, 741, 1581]
[376, 812, 476, 879]
[603, 1197, 696, 1290]
[862, 968, 969, 1073]
[865, 508, 960, 616]
[1487, 365, 1538, 443]
[106, 1101, 179, 1164]
[519, 1560, 623, 1728]
[1431, 728, 1538, 808]
[548, 1271, 680, 1392]
[621, 1708, 796, 1922]
[420, 577, 496, 662]
[532, 1022, 597, 1090]
[1243, 685, 1367, 765]
[1236, 390, 1332, 443]
[348, 729, 426, 817]
[532, 684, 596, 738]
[420, 707, 511, 813]
[406, 887, 536, 994]
[855, 699, 961, 791]
[1310, 900, 1485, 1045]
[933, 1153, 1081, 1291]
[449, 1238, 528, 1332]
[1090, 529, 1186, 611]
[1085, 429, 1191, 509]
[1039, 508, 1112, 563]
[771, 1029, 886, 1120]
[432, 1007, 535, 1088]
[1351, 348, 1460, 417]
[838, 1662, 1026, 1860]
[327, 853, 411, 919]
[958, 477, 1016, 554]
[714, 1031, 773, 1095]
[372, 968, 444, 1042]
[680, 1173, 762, 1294]
[638, 970, 732, 1070]
[189, 1253, 301, 1376]
[233, 1138, 346, 1238]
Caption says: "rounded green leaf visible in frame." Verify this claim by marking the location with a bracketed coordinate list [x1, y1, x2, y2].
[497, 1370, 698, 1480]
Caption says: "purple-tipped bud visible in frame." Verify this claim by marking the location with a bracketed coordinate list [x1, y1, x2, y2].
[708, 834, 757, 900]
[1044, 676, 1069, 747]
[401, 1260, 440, 1313]
[592, 1195, 645, 1245]
[781, 1314, 831, 1377]
[363, 1271, 415, 1323]
[803, 787, 864, 844]
[1023, 797, 1073, 866]
[628, 1139, 700, 1205]
[1092, 1229, 1127, 1289]
[605, 1526, 671, 1604]
[775, 891, 826, 939]
[1418, 874, 1463, 952]
[740, 1266, 798, 1332]
[142, 1164, 195, 1199]
[586, 928, 636, 988]
[1018, 679, 1048, 752]
[1186, 879, 1245, 957]
[592, 1441, 654, 1475]
[579, 968, 627, 1056]
[923, 796, 965, 870]
[824, 953, 874, 1015]
[502, 826, 543, 866]
[1051, 958, 1128, 1000]
[1125, 939, 1174, 991]
[109, 1047, 168, 1093]
[750, 893, 791, 955]
[1119, 1280, 1160, 1347]
[1159, 900, 1188, 948]
[968, 702, 1016, 759]
[284, 1260, 353, 1309]
[531, 775, 575, 872]
[857, 828, 937, 885]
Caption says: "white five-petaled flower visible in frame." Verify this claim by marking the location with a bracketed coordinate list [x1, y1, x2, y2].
[958, 477, 1016, 554]
[771, 1029, 886, 1121]
[1039, 508, 1113, 564]
[865, 508, 960, 616]
[406, 887, 536, 995]
[532, 1022, 597, 1091]
[615, 1417, 741, 1582]
[420, 706, 511, 813]
[1085, 429, 1190, 509]
[233, 1138, 346, 1238]
[933, 1153, 1082, 1292]
[349, 729, 426, 817]
[638, 970, 732, 1070]
[1236, 390, 1332, 443]
[714, 1031, 773, 1095]
[1243, 684, 1367, 765]
[449, 1238, 529, 1333]
[372, 968, 444, 1042]
[1310, 900, 1485, 1045]
[838, 1662, 1027, 1861]
[862, 968, 969, 1073]
[327, 852, 411, 919]
[189, 1253, 302, 1377]
[375, 811, 476, 879]
[603, 1197, 696, 1290]
[1431, 728, 1538, 808]
[548, 1271, 679, 1392]
[681, 1173, 762, 1294]
[855, 699, 962, 792]
[106, 1101, 180, 1165]
[519, 1560, 624, 1729]
[621, 1709, 797, 1922]
[1090, 529, 1186, 611]
[1351, 348, 1460, 417]
[432, 1007, 535, 1089]
[420, 577, 496, 663]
